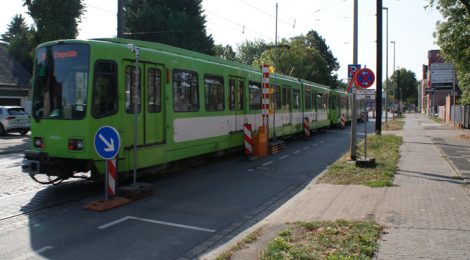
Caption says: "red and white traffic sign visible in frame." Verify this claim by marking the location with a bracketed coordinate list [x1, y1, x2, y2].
[355, 68, 375, 89]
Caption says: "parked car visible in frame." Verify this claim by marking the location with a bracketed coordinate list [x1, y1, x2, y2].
[0, 106, 30, 135]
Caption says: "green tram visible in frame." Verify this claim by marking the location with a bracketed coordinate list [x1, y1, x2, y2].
[22, 38, 355, 184]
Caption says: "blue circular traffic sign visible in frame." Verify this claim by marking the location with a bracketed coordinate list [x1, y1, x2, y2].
[355, 68, 375, 89]
[94, 126, 121, 160]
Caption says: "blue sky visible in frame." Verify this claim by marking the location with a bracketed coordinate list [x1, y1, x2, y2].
[1, 0, 443, 86]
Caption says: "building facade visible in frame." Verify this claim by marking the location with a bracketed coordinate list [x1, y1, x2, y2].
[0, 45, 31, 110]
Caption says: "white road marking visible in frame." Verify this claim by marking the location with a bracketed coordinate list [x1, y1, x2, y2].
[312, 144, 318, 147]
[261, 161, 274, 167]
[14, 246, 53, 260]
[279, 155, 289, 160]
[98, 216, 215, 233]
[303, 147, 310, 150]
[248, 168, 254, 172]
[294, 150, 301, 154]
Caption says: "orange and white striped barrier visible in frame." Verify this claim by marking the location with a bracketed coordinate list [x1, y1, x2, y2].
[303, 117, 311, 138]
[244, 124, 253, 156]
[341, 114, 346, 128]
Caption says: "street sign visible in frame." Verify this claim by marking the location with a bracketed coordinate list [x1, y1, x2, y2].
[355, 68, 375, 89]
[356, 89, 376, 100]
[348, 64, 361, 80]
[94, 126, 121, 160]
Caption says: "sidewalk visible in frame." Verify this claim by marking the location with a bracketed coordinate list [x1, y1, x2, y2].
[202, 113, 470, 259]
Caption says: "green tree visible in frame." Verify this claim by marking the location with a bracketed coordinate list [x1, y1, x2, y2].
[387, 68, 418, 107]
[1, 14, 35, 72]
[254, 37, 333, 86]
[236, 39, 268, 65]
[213, 44, 237, 61]
[305, 30, 340, 73]
[428, 0, 470, 104]
[124, 0, 214, 55]
[24, 0, 85, 45]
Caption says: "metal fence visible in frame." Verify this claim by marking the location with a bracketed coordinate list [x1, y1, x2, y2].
[451, 105, 470, 129]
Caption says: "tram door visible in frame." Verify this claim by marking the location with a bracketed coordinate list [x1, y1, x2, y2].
[144, 64, 165, 144]
[229, 76, 245, 132]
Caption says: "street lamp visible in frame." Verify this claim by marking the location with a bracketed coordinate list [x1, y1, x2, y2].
[383, 7, 388, 122]
[390, 40, 396, 117]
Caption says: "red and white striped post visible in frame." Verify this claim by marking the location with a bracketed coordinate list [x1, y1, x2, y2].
[303, 117, 311, 138]
[243, 124, 253, 156]
[341, 113, 346, 128]
[106, 158, 117, 199]
[262, 65, 270, 128]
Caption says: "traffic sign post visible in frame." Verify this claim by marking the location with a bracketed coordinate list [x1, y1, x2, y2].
[347, 64, 360, 161]
[94, 126, 121, 200]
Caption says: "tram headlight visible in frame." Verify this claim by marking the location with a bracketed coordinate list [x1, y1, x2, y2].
[68, 138, 84, 151]
[33, 137, 44, 149]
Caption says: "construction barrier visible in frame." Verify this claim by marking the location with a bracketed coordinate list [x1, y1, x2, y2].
[243, 123, 253, 156]
[253, 126, 268, 157]
[341, 114, 346, 128]
[107, 158, 117, 198]
[303, 117, 310, 138]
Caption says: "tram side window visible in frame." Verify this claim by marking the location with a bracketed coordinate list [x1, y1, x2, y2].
[249, 81, 261, 110]
[281, 87, 287, 108]
[125, 66, 141, 113]
[238, 80, 244, 110]
[205, 75, 224, 111]
[148, 68, 161, 113]
[322, 93, 330, 110]
[92, 61, 117, 117]
[229, 79, 235, 111]
[318, 93, 324, 109]
[273, 85, 281, 109]
[312, 91, 317, 110]
[293, 89, 300, 109]
[173, 69, 199, 112]
[305, 88, 312, 110]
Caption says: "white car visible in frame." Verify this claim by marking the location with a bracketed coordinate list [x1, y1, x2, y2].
[0, 106, 31, 135]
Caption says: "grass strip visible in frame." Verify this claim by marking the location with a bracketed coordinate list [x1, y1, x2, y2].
[383, 118, 405, 130]
[318, 135, 402, 187]
[216, 227, 263, 260]
[262, 220, 384, 260]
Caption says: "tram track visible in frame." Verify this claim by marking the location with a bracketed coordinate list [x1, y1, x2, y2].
[0, 178, 99, 224]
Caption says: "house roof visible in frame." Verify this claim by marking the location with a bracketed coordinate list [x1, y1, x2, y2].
[0, 46, 31, 87]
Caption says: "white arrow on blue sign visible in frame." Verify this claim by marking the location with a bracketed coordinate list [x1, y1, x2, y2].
[94, 126, 121, 160]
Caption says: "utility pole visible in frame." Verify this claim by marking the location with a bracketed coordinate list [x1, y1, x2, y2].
[376, 0, 383, 135]
[383, 7, 388, 123]
[350, 0, 358, 161]
[273, 2, 278, 139]
[117, 0, 124, 38]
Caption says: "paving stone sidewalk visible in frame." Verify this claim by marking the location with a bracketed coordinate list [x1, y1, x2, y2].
[201, 113, 470, 260]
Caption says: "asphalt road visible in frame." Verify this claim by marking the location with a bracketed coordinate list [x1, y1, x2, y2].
[0, 121, 374, 259]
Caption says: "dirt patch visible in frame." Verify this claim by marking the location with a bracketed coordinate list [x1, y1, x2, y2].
[230, 224, 286, 260]
[459, 134, 470, 141]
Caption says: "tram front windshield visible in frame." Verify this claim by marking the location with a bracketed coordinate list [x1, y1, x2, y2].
[33, 43, 89, 119]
